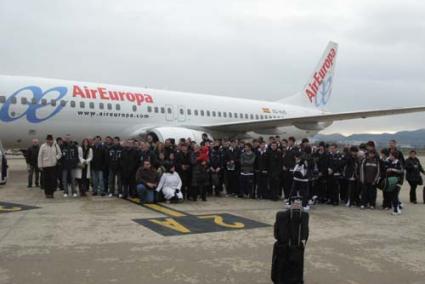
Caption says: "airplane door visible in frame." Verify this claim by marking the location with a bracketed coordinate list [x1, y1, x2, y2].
[165, 105, 174, 121]
[177, 105, 186, 122]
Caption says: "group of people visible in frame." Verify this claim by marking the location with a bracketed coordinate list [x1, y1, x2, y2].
[28, 134, 425, 214]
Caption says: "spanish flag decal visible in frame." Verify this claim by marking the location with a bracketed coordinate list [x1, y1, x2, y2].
[262, 108, 271, 113]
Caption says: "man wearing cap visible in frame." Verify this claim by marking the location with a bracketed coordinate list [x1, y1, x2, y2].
[38, 135, 62, 198]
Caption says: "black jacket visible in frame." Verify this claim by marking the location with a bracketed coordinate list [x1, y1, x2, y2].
[268, 149, 283, 177]
[107, 144, 123, 171]
[175, 150, 194, 173]
[60, 142, 79, 170]
[120, 147, 139, 177]
[209, 147, 223, 170]
[405, 157, 424, 183]
[91, 143, 106, 171]
[26, 145, 40, 167]
[255, 149, 269, 173]
[223, 147, 240, 171]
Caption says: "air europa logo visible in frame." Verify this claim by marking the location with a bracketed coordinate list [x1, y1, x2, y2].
[72, 85, 153, 105]
[305, 48, 336, 107]
[0, 86, 67, 123]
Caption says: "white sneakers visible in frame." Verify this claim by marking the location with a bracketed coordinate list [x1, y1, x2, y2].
[303, 205, 310, 211]
[118, 194, 123, 198]
[64, 193, 68, 197]
[108, 193, 113, 198]
[72, 193, 77, 198]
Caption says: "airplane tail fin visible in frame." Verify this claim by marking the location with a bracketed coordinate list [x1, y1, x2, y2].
[280, 41, 338, 110]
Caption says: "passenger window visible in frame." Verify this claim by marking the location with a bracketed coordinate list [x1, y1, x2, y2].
[234, 113, 238, 118]
[200, 110, 205, 116]
[107, 103, 112, 110]
[0, 96, 5, 103]
[60, 100, 67, 107]
[206, 110, 210, 116]
[147, 106, 152, 112]
[79, 101, 85, 108]
[154, 106, 159, 113]
[99, 103, 104, 110]
[161, 107, 165, 114]
[116, 104, 120, 111]
[31, 98, 37, 104]
[180, 108, 184, 115]
[255, 114, 259, 119]
[21, 97, 28, 104]
[240, 113, 243, 119]
[187, 109, 192, 115]
[260, 115, 264, 119]
[218, 112, 222, 117]
[132, 105, 137, 112]
[194, 110, 199, 116]
[10, 97, 17, 104]
[245, 114, 249, 119]
[212, 111, 216, 117]
[89, 102, 95, 109]
[229, 112, 232, 118]
[70, 101, 76, 108]
[223, 112, 227, 118]
[51, 100, 57, 106]
[250, 114, 254, 119]
[167, 107, 172, 114]
[41, 99, 47, 106]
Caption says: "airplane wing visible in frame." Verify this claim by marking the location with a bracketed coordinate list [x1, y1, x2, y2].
[203, 106, 425, 132]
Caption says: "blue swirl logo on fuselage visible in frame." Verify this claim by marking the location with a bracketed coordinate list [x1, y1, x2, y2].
[314, 76, 332, 108]
[0, 86, 68, 123]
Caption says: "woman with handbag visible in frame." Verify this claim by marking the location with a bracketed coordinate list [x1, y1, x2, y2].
[405, 150, 425, 204]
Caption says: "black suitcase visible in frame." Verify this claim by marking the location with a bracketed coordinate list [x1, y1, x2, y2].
[272, 209, 309, 284]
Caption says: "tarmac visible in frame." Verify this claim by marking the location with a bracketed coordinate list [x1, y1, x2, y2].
[1, 157, 425, 284]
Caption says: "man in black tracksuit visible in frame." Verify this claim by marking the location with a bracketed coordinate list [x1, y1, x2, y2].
[26, 139, 40, 188]
[268, 142, 283, 201]
[223, 141, 240, 196]
[175, 143, 194, 199]
[315, 142, 330, 203]
[209, 143, 224, 196]
[60, 136, 79, 196]
[343, 146, 360, 207]
[255, 142, 269, 199]
[107, 137, 123, 197]
[282, 144, 298, 201]
[328, 143, 345, 205]
[120, 140, 139, 198]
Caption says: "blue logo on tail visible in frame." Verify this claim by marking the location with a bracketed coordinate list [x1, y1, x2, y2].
[314, 76, 332, 108]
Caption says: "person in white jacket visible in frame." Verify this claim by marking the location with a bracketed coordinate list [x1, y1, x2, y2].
[38, 134, 62, 198]
[75, 138, 93, 197]
[156, 161, 183, 203]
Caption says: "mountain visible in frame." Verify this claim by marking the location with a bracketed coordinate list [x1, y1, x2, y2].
[313, 129, 425, 148]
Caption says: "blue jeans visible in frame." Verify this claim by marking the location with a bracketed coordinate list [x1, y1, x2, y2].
[92, 170, 104, 194]
[137, 184, 155, 203]
[62, 169, 77, 195]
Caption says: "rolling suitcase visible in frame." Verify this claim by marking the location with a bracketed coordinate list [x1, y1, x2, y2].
[272, 208, 309, 284]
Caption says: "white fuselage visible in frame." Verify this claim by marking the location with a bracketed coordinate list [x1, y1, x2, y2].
[0, 75, 323, 148]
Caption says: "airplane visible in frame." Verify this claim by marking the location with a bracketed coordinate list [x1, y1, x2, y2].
[1, 41, 425, 152]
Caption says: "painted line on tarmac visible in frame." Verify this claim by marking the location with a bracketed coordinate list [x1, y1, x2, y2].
[125, 197, 270, 237]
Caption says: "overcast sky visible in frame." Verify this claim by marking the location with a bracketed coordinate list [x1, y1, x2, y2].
[1, 0, 424, 135]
